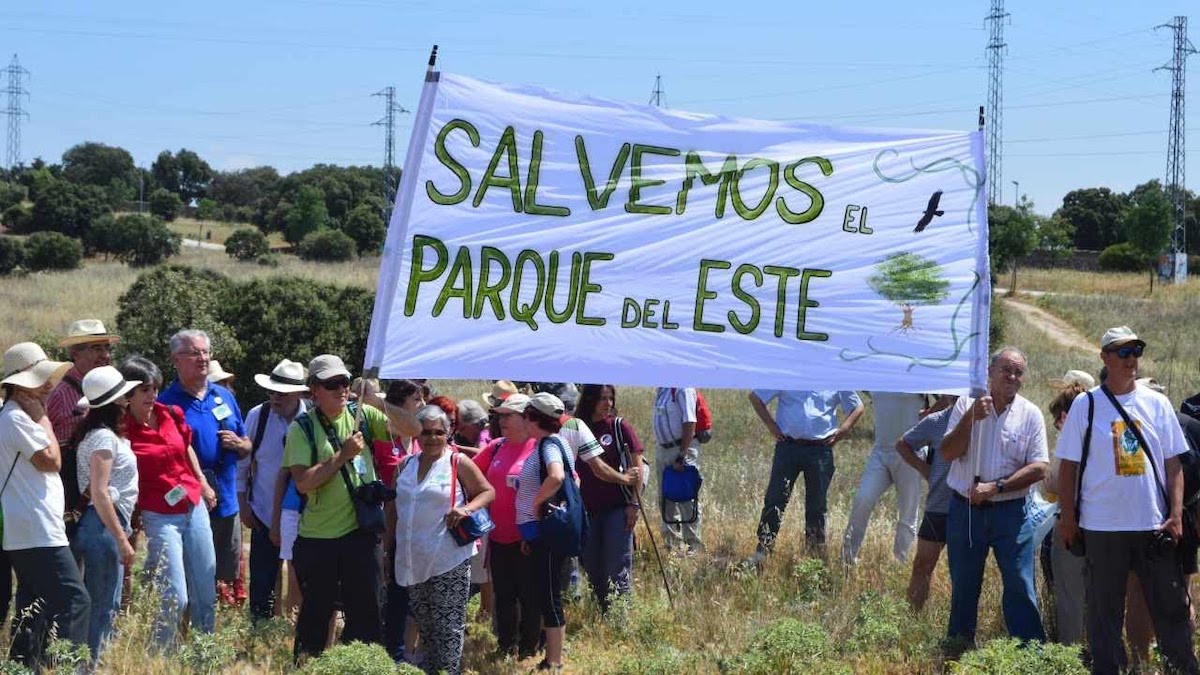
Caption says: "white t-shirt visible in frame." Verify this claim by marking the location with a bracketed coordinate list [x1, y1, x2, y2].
[1055, 386, 1188, 531]
[392, 452, 475, 587]
[0, 402, 69, 550]
[944, 394, 1049, 500]
[870, 392, 925, 452]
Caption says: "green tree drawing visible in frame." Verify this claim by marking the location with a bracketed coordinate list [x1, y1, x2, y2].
[867, 251, 951, 331]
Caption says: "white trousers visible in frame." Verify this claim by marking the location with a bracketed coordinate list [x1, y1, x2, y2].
[842, 445, 924, 564]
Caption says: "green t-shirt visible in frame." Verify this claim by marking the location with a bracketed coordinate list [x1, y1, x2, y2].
[284, 404, 390, 539]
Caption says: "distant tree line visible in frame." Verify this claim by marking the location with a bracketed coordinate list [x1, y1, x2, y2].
[0, 141, 397, 273]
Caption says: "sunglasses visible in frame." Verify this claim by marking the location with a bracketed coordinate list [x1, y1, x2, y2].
[319, 378, 351, 391]
[419, 428, 448, 437]
[1107, 344, 1145, 359]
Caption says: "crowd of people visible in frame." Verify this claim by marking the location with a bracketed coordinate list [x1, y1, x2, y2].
[0, 317, 1197, 674]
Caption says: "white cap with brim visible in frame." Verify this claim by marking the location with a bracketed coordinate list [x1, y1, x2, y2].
[76, 365, 140, 409]
[254, 359, 309, 394]
[1, 342, 70, 389]
[527, 392, 565, 418]
[1100, 326, 1145, 350]
[308, 354, 351, 382]
[492, 393, 530, 414]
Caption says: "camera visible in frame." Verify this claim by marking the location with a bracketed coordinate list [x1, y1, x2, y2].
[355, 480, 397, 505]
[1148, 529, 1176, 559]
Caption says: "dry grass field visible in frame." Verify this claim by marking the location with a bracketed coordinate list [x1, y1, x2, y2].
[0, 256, 1196, 673]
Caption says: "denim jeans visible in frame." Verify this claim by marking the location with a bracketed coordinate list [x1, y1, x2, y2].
[247, 516, 281, 621]
[756, 440, 835, 552]
[141, 503, 218, 647]
[580, 506, 633, 612]
[946, 494, 1044, 643]
[71, 508, 124, 659]
[842, 445, 923, 564]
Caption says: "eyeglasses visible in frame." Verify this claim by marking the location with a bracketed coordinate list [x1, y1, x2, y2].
[994, 364, 1026, 379]
[1107, 344, 1145, 359]
[419, 429, 448, 437]
[85, 344, 113, 353]
[319, 379, 351, 391]
[175, 349, 211, 359]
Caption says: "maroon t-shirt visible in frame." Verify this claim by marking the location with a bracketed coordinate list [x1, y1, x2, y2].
[578, 415, 643, 515]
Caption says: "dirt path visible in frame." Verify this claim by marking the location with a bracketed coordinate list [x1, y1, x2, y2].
[1001, 297, 1097, 354]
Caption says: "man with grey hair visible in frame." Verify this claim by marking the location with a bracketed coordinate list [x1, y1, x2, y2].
[940, 346, 1049, 647]
[159, 328, 252, 607]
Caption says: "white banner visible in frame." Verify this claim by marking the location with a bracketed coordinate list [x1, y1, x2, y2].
[366, 72, 991, 393]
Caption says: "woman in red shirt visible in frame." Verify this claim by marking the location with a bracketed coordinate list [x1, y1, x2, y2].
[119, 356, 217, 647]
[473, 394, 538, 658]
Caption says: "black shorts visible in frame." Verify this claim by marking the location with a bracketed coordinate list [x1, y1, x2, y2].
[917, 511, 948, 544]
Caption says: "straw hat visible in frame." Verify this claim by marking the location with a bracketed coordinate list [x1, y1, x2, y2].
[206, 360, 235, 384]
[483, 380, 519, 407]
[76, 365, 141, 409]
[491, 393, 530, 414]
[254, 359, 309, 394]
[1, 342, 70, 389]
[59, 319, 121, 348]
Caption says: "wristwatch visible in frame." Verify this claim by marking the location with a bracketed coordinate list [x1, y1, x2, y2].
[996, 479, 1006, 494]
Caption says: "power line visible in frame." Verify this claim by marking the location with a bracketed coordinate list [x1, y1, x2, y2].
[985, 0, 1008, 206]
[372, 85, 409, 221]
[1156, 15, 1196, 283]
[3, 54, 29, 169]
[649, 75, 665, 108]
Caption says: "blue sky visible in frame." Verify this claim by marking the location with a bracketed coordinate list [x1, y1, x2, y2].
[1, 1, 1195, 215]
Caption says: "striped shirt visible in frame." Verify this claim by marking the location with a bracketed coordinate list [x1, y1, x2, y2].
[515, 434, 575, 527]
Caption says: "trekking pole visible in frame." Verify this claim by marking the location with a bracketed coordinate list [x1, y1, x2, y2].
[635, 468, 674, 608]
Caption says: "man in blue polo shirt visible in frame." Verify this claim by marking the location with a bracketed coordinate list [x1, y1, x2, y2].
[747, 389, 864, 566]
[159, 328, 251, 608]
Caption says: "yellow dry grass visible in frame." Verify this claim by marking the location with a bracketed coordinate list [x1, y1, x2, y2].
[0, 255, 1194, 672]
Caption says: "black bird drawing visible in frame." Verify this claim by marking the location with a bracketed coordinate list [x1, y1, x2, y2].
[913, 190, 944, 233]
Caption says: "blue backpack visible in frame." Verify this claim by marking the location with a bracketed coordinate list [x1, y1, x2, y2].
[532, 436, 589, 556]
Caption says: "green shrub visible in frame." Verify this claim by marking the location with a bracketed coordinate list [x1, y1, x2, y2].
[24, 231, 83, 271]
[340, 203, 386, 255]
[0, 181, 26, 211]
[950, 638, 1086, 674]
[989, 297, 1006, 349]
[732, 618, 832, 674]
[1098, 242, 1146, 272]
[114, 265, 242, 375]
[297, 228, 356, 262]
[1, 203, 29, 231]
[117, 265, 373, 401]
[0, 236, 25, 275]
[612, 645, 707, 674]
[46, 638, 90, 672]
[149, 187, 183, 222]
[225, 227, 270, 261]
[849, 591, 906, 652]
[791, 557, 830, 602]
[179, 630, 237, 674]
[299, 641, 413, 675]
[90, 213, 179, 266]
[0, 660, 33, 675]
